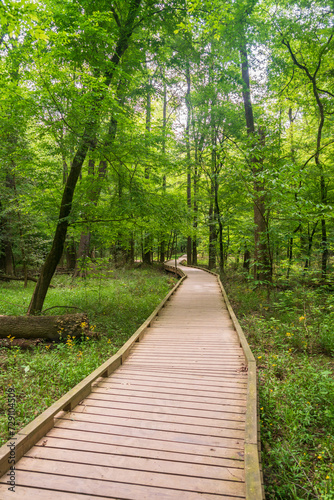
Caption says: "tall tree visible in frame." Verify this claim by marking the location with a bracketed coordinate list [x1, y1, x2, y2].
[28, 0, 143, 314]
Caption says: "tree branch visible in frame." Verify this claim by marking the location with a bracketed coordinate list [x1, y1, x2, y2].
[110, 5, 121, 27]
[317, 87, 334, 98]
[302, 139, 334, 168]
[282, 39, 312, 79]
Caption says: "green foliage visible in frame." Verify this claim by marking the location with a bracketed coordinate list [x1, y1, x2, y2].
[1, 0, 334, 494]
[223, 270, 334, 499]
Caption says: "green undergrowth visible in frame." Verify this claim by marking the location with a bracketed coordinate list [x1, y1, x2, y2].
[222, 270, 334, 500]
[0, 265, 177, 447]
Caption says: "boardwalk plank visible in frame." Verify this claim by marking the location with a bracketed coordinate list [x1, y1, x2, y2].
[42, 427, 245, 461]
[33, 434, 245, 467]
[54, 418, 245, 449]
[90, 386, 247, 408]
[25, 446, 245, 482]
[0, 259, 260, 499]
[59, 411, 246, 439]
[88, 390, 247, 414]
[99, 379, 247, 400]
[16, 457, 246, 496]
[112, 369, 247, 387]
[0, 474, 245, 500]
[82, 397, 246, 421]
[73, 405, 246, 430]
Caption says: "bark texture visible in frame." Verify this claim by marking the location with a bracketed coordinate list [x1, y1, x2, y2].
[240, 44, 272, 282]
[0, 313, 90, 340]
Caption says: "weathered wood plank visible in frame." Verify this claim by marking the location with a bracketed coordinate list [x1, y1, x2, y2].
[0, 485, 100, 500]
[25, 446, 245, 482]
[82, 397, 246, 421]
[90, 386, 247, 408]
[54, 418, 245, 449]
[43, 427, 246, 461]
[99, 380, 247, 400]
[73, 405, 246, 430]
[15, 458, 247, 497]
[88, 389, 247, 413]
[59, 411, 246, 439]
[106, 373, 248, 392]
[34, 434, 245, 467]
[0, 473, 246, 500]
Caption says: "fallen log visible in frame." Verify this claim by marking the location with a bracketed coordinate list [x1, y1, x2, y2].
[0, 274, 55, 288]
[0, 313, 90, 341]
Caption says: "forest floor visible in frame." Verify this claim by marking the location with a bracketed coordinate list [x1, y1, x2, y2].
[0, 264, 176, 448]
[220, 267, 334, 500]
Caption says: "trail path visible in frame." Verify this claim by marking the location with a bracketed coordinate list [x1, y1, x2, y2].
[0, 260, 252, 499]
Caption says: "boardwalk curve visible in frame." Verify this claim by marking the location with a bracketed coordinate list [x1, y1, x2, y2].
[0, 258, 263, 499]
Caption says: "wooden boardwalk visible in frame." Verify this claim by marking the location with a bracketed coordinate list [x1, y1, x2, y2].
[0, 260, 262, 499]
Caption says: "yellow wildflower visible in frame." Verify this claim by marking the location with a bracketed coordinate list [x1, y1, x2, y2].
[299, 316, 305, 321]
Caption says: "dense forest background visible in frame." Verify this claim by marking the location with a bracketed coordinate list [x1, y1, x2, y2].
[1, 1, 334, 498]
[1, 0, 333, 303]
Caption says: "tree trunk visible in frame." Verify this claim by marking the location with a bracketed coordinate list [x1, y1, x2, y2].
[27, 126, 96, 315]
[192, 152, 199, 266]
[253, 142, 272, 282]
[240, 43, 272, 282]
[243, 248, 250, 272]
[0, 174, 16, 275]
[0, 313, 90, 340]
[208, 111, 217, 271]
[74, 232, 91, 276]
[74, 157, 108, 277]
[27, 0, 142, 315]
[169, 231, 176, 260]
[303, 222, 318, 273]
[66, 240, 77, 270]
[185, 61, 192, 265]
[208, 197, 216, 270]
[160, 79, 167, 264]
[0, 240, 14, 275]
[126, 236, 135, 264]
[166, 231, 174, 260]
[143, 77, 153, 264]
[214, 169, 224, 274]
[286, 237, 293, 279]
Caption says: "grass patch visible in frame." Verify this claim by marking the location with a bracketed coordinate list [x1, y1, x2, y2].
[0, 265, 177, 447]
[222, 271, 334, 500]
